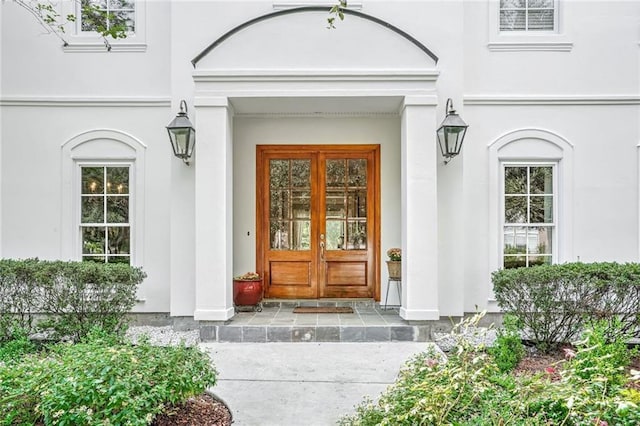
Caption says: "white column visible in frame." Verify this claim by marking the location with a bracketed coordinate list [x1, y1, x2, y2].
[193, 97, 234, 321]
[400, 95, 439, 320]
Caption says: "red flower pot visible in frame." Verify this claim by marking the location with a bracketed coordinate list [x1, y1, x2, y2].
[233, 279, 263, 307]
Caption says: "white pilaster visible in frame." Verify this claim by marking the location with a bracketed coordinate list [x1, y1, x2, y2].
[169, 131, 195, 316]
[193, 97, 235, 321]
[399, 95, 439, 320]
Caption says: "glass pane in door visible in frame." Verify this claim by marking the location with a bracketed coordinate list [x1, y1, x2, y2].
[269, 159, 311, 250]
[325, 159, 367, 250]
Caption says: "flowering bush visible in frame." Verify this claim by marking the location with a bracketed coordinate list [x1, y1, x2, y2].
[340, 313, 640, 426]
[386, 248, 401, 261]
[234, 272, 261, 281]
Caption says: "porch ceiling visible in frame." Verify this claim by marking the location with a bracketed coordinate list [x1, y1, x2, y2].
[229, 96, 405, 115]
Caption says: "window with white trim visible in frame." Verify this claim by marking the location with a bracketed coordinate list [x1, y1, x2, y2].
[500, 0, 556, 32]
[62, 0, 145, 52]
[503, 164, 555, 268]
[80, 165, 131, 264]
[79, 0, 136, 34]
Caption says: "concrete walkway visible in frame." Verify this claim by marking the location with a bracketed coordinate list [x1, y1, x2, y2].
[200, 342, 436, 426]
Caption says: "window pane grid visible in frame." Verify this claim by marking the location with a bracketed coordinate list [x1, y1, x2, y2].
[503, 165, 554, 268]
[80, 0, 136, 33]
[80, 166, 130, 264]
[500, 0, 554, 31]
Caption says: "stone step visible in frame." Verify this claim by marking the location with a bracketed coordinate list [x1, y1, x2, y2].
[198, 299, 434, 342]
[200, 324, 431, 343]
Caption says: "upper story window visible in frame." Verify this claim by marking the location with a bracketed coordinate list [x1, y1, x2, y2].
[79, 0, 136, 34]
[81, 165, 131, 264]
[63, 0, 145, 52]
[503, 165, 555, 268]
[500, 0, 556, 32]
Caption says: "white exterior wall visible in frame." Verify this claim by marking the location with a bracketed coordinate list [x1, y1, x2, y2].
[1, 0, 639, 319]
[461, 0, 640, 313]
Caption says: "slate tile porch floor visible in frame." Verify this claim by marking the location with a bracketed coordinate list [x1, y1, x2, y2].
[199, 299, 434, 343]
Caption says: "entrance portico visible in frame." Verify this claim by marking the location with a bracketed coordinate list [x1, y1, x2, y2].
[186, 8, 443, 321]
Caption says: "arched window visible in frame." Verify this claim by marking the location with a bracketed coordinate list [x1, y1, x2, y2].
[488, 129, 574, 272]
[61, 129, 146, 265]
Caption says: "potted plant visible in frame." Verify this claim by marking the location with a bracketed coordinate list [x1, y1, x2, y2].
[386, 248, 401, 279]
[233, 272, 263, 311]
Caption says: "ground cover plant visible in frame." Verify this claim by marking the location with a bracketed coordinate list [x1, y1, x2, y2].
[340, 312, 640, 425]
[0, 329, 217, 425]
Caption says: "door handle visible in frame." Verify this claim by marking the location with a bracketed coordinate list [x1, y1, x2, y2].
[320, 241, 325, 261]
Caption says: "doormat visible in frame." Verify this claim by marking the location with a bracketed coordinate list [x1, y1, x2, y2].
[293, 307, 354, 314]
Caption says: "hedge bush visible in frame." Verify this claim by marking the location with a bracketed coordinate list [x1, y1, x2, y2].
[0, 330, 217, 425]
[492, 262, 640, 350]
[0, 259, 146, 341]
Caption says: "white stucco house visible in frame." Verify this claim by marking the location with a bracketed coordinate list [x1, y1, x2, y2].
[1, 0, 639, 322]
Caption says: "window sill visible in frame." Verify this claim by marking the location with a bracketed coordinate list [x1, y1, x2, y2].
[63, 42, 147, 53]
[488, 41, 573, 52]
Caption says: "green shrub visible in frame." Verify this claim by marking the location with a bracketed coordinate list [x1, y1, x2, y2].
[341, 313, 640, 426]
[523, 322, 640, 425]
[568, 319, 637, 390]
[492, 262, 640, 351]
[0, 326, 37, 362]
[0, 259, 146, 341]
[0, 330, 217, 425]
[489, 314, 525, 373]
[0, 259, 41, 340]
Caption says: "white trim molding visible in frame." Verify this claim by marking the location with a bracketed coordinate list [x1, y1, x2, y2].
[273, 1, 363, 10]
[487, 41, 573, 52]
[233, 111, 399, 118]
[194, 308, 235, 322]
[62, 43, 147, 53]
[193, 70, 440, 101]
[399, 308, 440, 321]
[193, 69, 439, 83]
[0, 97, 170, 107]
[465, 95, 640, 106]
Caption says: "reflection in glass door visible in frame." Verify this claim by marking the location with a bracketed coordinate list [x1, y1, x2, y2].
[325, 159, 368, 251]
[269, 159, 311, 251]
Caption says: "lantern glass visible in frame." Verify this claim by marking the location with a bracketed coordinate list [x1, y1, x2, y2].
[437, 100, 468, 162]
[437, 125, 467, 158]
[166, 100, 196, 164]
[168, 127, 195, 159]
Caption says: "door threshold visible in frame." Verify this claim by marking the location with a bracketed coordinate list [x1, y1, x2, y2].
[262, 298, 378, 309]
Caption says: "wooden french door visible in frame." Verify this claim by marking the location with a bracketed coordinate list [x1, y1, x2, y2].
[257, 145, 380, 299]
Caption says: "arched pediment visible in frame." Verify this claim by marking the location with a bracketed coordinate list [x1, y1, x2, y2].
[192, 7, 438, 71]
[489, 128, 573, 160]
[62, 129, 147, 159]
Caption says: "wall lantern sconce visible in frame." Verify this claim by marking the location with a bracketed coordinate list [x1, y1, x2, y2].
[166, 100, 196, 165]
[436, 98, 469, 165]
